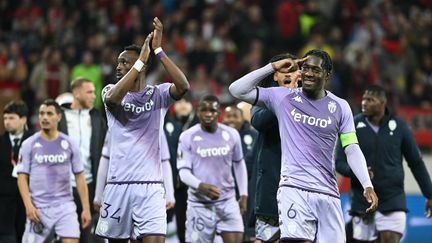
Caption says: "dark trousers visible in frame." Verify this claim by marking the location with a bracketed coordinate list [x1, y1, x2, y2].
[0, 195, 26, 243]
[73, 182, 104, 243]
[174, 184, 188, 243]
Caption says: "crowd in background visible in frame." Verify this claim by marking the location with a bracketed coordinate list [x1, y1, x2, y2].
[1, 0, 432, 132]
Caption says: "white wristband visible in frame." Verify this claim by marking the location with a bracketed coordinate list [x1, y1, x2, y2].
[154, 47, 163, 55]
[133, 59, 145, 72]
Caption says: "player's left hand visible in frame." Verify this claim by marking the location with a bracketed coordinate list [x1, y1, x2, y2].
[425, 199, 432, 218]
[363, 187, 378, 213]
[239, 195, 248, 215]
[152, 17, 163, 50]
[81, 209, 92, 229]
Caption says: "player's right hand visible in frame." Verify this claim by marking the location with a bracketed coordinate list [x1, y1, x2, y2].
[26, 203, 40, 223]
[198, 183, 221, 200]
[363, 187, 378, 213]
[271, 56, 309, 73]
[139, 32, 153, 63]
[81, 209, 92, 229]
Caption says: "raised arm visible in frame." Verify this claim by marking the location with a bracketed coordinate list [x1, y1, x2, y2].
[229, 58, 306, 104]
[104, 33, 153, 105]
[152, 17, 189, 99]
[228, 64, 274, 104]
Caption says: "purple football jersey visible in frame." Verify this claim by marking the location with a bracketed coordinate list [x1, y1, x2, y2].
[17, 133, 83, 208]
[177, 123, 244, 203]
[102, 83, 173, 183]
[257, 87, 355, 197]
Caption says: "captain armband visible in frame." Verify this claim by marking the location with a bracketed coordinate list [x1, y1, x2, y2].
[339, 132, 358, 148]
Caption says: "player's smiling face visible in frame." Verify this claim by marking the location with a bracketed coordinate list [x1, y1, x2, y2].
[116, 50, 138, 81]
[301, 56, 328, 94]
[198, 101, 220, 128]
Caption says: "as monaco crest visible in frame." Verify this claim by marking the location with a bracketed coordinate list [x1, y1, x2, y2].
[328, 101, 337, 113]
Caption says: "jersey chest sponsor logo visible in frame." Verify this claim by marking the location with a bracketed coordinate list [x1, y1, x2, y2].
[196, 145, 230, 158]
[122, 100, 154, 114]
[34, 152, 68, 164]
[290, 108, 332, 128]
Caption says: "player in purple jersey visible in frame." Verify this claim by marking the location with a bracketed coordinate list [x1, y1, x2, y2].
[95, 17, 189, 243]
[177, 95, 248, 243]
[229, 50, 378, 243]
[17, 99, 91, 243]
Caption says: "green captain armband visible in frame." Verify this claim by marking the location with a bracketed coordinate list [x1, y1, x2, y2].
[339, 132, 358, 148]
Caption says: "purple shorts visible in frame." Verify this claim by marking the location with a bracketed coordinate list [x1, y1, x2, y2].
[277, 186, 345, 243]
[22, 201, 79, 243]
[185, 197, 243, 243]
[95, 183, 166, 240]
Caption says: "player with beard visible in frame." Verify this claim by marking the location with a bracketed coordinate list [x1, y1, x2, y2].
[95, 17, 190, 243]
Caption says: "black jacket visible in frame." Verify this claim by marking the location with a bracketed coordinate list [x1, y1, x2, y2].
[58, 105, 107, 186]
[336, 110, 432, 215]
[0, 130, 32, 196]
[250, 105, 281, 218]
[238, 122, 258, 179]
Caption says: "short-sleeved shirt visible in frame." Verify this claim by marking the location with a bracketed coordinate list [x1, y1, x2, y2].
[102, 83, 173, 183]
[177, 123, 244, 203]
[17, 132, 83, 208]
[257, 87, 355, 197]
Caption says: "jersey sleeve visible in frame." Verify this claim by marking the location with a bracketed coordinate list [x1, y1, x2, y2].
[338, 100, 358, 147]
[16, 138, 32, 174]
[161, 132, 171, 162]
[232, 129, 244, 163]
[176, 133, 193, 170]
[157, 83, 175, 108]
[69, 138, 84, 174]
[102, 84, 114, 103]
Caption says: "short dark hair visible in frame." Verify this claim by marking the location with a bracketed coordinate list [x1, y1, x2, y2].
[70, 77, 92, 91]
[4, 100, 28, 117]
[259, 53, 298, 88]
[124, 44, 141, 55]
[303, 49, 333, 74]
[41, 99, 62, 114]
[269, 53, 297, 63]
[364, 85, 387, 101]
[200, 95, 220, 106]
[225, 105, 243, 116]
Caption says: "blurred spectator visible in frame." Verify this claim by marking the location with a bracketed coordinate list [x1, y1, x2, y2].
[30, 47, 69, 105]
[70, 50, 103, 109]
[0, 40, 27, 133]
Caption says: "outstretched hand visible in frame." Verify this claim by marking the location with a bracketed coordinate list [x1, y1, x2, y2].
[139, 33, 153, 63]
[272, 56, 309, 73]
[152, 17, 163, 50]
[363, 187, 378, 213]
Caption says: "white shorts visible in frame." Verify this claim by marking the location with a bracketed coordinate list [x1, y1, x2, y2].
[95, 183, 166, 240]
[255, 216, 280, 242]
[277, 186, 345, 243]
[185, 197, 243, 243]
[352, 211, 406, 241]
[22, 201, 80, 243]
